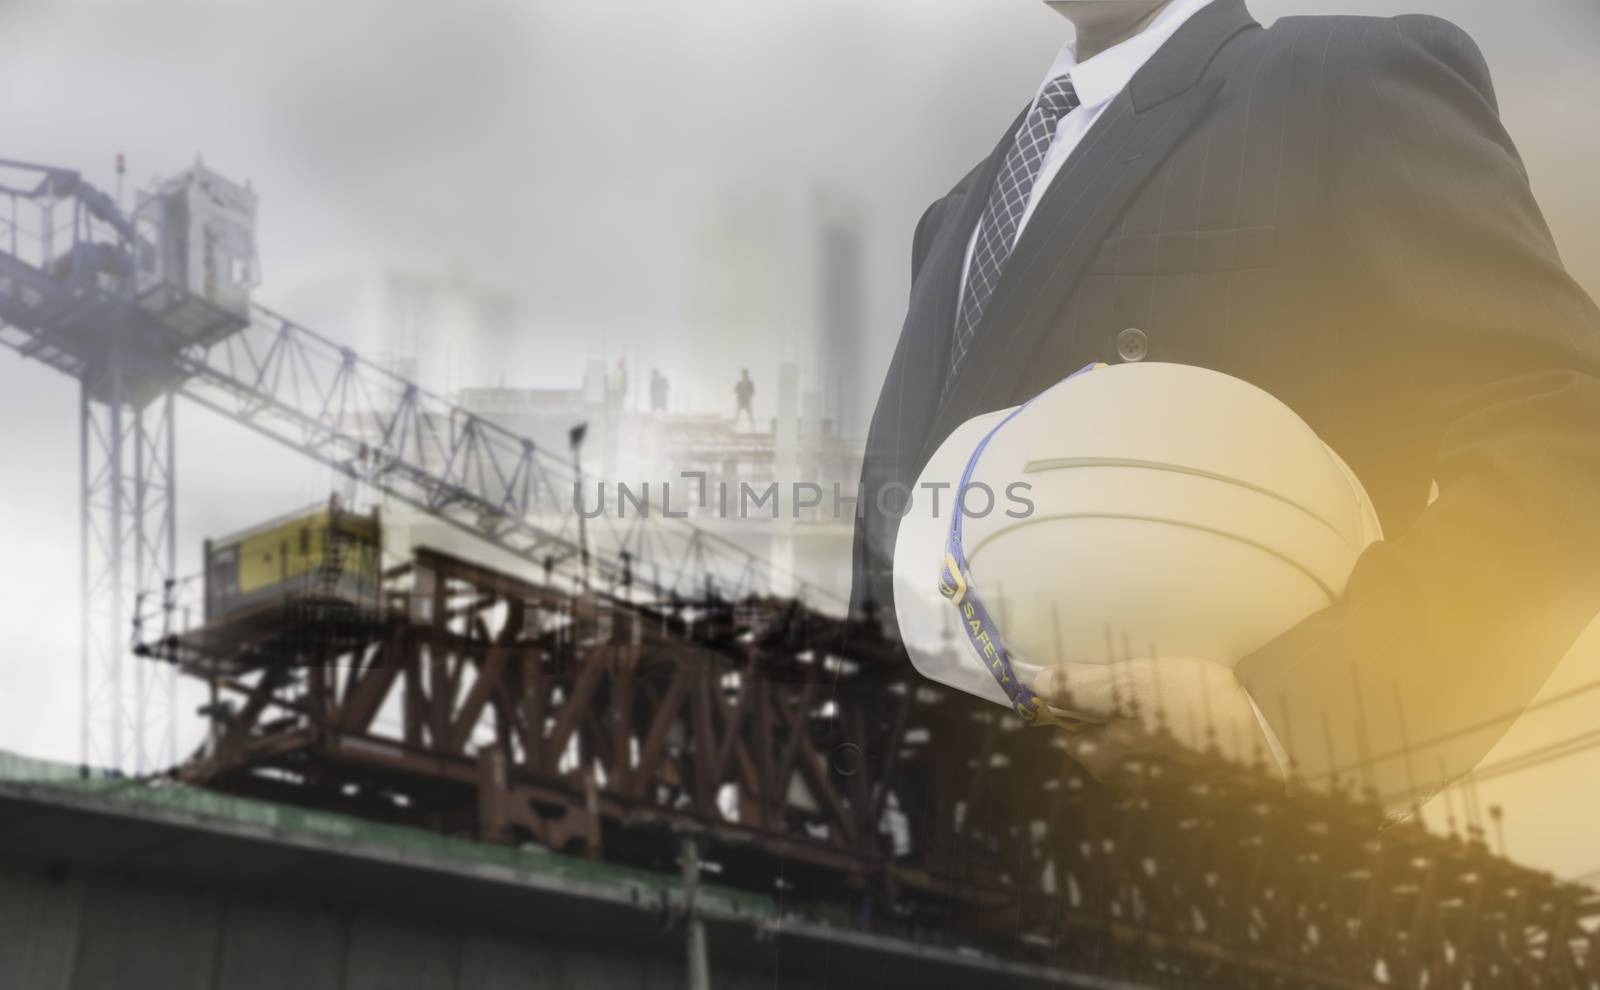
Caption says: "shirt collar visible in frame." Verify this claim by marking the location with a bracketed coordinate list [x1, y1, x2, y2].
[1037, 0, 1219, 112]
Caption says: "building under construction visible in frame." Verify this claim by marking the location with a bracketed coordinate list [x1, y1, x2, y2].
[2, 157, 1599, 989]
[6, 529, 1600, 989]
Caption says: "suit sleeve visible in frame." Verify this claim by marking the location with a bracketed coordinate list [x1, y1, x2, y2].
[911, 197, 951, 288]
[1233, 16, 1600, 808]
[852, 192, 959, 625]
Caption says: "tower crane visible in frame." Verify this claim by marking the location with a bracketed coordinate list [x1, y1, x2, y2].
[0, 156, 834, 774]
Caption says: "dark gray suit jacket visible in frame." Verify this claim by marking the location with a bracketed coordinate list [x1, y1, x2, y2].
[852, 0, 1600, 795]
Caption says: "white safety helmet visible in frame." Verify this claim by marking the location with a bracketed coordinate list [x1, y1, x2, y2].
[891, 362, 1382, 723]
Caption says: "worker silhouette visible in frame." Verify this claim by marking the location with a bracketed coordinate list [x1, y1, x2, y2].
[650, 367, 670, 415]
[734, 369, 756, 431]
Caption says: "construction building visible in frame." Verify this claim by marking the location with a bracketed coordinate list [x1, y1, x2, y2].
[3, 156, 1599, 990]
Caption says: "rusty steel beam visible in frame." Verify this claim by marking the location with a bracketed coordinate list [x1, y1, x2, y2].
[155, 546, 1600, 990]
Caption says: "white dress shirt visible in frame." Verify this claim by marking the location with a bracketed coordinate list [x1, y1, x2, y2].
[956, 0, 1218, 310]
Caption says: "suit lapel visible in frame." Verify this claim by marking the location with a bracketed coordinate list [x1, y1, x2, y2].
[860, 102, 1031, 496]
[901, 103, 1031, 412]
[927, 0, 1259, 454]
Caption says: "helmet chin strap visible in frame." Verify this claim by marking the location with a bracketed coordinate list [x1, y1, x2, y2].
[939, 362, 1105, 728]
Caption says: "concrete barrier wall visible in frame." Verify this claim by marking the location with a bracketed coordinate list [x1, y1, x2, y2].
[0, 862, 826, 990]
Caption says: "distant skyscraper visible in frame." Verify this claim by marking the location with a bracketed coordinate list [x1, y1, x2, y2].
[277, 261, 521, 398]
[814, 187, 866, 438]
[685, 181, 869, 439]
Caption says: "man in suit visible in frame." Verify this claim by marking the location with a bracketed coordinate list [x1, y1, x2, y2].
[852, 0, 1600, 803]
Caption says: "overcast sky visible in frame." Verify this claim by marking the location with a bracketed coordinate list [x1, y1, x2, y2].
[2, 0, 1598, 878]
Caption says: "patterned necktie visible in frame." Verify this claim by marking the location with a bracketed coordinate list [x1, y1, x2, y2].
[950, 75, 1082, 379]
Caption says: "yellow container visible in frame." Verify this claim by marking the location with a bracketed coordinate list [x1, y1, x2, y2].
[205, 498, 381, 623]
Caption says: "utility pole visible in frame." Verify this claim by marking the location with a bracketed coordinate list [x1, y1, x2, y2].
[1489, 804, 1507, 858]
[679, 832, 711, 990]
[569, 423, 590, 588]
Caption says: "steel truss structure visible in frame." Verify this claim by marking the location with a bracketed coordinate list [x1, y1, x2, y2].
[79, 367, 178, 772]
[159, 547, 1599, 990]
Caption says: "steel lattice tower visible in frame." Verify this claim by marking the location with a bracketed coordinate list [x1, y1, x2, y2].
[1, 157, 258, 775]
[78, 361, 178, 772]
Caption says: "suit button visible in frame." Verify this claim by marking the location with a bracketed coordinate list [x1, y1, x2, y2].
[1116, 327, 1149, 363]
